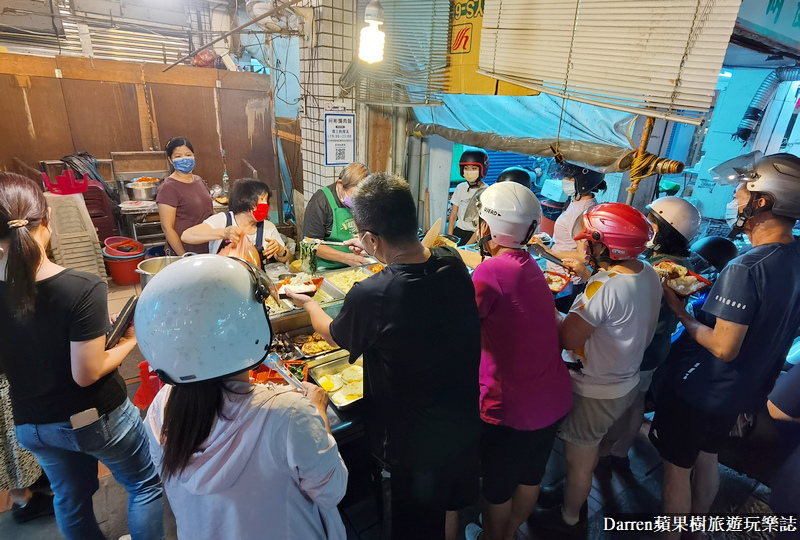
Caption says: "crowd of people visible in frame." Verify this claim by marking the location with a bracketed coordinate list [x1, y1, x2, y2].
[0, 149, 798, 540]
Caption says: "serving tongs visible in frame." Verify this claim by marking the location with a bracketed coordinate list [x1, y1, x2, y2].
[302, 237, 348, 246]
[264, 353, 306, 394]
[529, 242, 572, 272]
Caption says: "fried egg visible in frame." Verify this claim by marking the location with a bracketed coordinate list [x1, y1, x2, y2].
[317, 374, 342, 393]
[341, 365, 363, 383]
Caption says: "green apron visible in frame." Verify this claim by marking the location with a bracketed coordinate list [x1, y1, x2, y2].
[317, 186, 356, 270]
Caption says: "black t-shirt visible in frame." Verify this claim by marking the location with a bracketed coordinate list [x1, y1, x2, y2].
[302, 183, 342, 240]
[329, 247, 481, 468]
[767, 367, 800, 517]
[0, 269, 126, 425]
[668, 240, 800, 414]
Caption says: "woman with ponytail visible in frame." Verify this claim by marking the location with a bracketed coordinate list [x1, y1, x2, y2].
[0, 173, 163, 540]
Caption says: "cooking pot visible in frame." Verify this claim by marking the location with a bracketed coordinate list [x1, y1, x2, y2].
[125, 181, 159, 201]
[136, 256, 182, 288]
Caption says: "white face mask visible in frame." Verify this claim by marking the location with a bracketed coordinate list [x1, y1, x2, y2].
[464, 170, 480, 183]
[725, 199, 740, 227]
[562, 179, 577, 197]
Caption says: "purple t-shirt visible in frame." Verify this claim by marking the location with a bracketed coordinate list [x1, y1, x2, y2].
[473, 250, 573, 431]
[156, 175, 213, 254]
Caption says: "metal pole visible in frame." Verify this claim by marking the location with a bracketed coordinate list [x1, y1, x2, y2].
[626, 116, 655, 206]
[162, 0, 306, 72]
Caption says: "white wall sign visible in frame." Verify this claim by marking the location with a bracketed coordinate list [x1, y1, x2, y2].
[324, 113, 356, 166]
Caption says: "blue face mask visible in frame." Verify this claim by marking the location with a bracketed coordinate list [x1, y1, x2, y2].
[172, 157, 195, 174]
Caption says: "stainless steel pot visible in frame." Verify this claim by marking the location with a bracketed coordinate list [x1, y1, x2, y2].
[125, 181, 159, 201]
[136, 256, 182, 288]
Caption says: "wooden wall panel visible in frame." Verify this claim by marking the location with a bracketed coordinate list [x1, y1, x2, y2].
[149, 83, 224, 185]
[368, 107, 392, 174]
[219, 89, 277, 190]
[0, 74, 74, 169]
[276, 117, 304, 194]
[60, 80, 143, 159]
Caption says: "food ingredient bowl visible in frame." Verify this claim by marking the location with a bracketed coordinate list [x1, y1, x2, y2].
[136, 256, 183, 288]
[125, 181, 159, 201]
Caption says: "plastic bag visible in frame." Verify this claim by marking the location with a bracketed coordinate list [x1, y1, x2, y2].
[219, 232, 261, 267]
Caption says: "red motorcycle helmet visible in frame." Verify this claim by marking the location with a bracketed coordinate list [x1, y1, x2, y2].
[572, 203, 653, 261]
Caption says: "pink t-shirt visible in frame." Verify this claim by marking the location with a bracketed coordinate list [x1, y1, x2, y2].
[473, 250, 573, 431]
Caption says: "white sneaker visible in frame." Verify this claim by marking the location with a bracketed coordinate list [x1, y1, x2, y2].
[119, 535, 132, 540]
[465, 522, 482, 540]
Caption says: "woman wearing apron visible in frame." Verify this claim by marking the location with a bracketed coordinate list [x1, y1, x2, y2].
[302, 163, 370, 269]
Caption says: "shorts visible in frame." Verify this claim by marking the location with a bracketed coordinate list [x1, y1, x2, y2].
[638, 369, 655, 393]
[558, 387, 638, 447]
[649, 389, 739, 469]
[480, 419, 563, 505]
[390, 454, 480, 539]
[453, 226, 476, 246]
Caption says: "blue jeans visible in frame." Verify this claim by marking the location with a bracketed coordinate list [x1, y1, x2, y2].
[16, 399, 164, 540]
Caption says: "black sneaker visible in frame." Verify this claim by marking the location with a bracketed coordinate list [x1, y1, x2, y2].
[11, 492, 55, 523]
[528, 505, 587, 539]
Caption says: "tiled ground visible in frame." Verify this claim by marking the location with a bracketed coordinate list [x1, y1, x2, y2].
[0, 283, 777, 539]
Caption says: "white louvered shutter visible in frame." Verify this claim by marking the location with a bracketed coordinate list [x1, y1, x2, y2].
[478, 0, 741, 125]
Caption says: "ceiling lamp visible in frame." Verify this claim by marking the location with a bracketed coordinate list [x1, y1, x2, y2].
[358, 0, 385, 64]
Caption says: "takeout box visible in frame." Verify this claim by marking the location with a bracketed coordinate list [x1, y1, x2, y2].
[544, 271, 571, 294]
[654, 261, 712, 297]
[250, 360, 308, 385]
[277, 276, 324, 297]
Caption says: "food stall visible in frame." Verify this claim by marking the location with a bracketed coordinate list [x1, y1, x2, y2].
[259, 262, 386, 444]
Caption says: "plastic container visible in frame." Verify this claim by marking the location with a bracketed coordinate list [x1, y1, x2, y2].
[104, 252, 145, 285]
[104, 236, 144, 257]
[250, 360, 308, 385]
[540, 199, 566, 236]
[41, 170, 88, 195]
[145, 245, 166, 259]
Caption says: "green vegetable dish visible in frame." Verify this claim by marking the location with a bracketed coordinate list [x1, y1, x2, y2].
[288, 362, 307, 382]
[299, 241, 319, 275]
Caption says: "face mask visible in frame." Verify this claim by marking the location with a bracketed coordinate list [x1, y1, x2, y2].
[252, 203, 270, 222]
[172, 157, 195, 174]
[464, 169, 480, 184]
[359, 233, 384, 264]
[725, 199, 740, 227]
[562, 179, 577, 198]
[343, 194, 353, 208]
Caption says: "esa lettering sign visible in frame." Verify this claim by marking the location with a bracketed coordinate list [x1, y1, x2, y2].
[453, 0, 484, 20]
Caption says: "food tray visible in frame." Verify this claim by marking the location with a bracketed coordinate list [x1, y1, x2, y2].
[308, 352, 364, 411]
[544, 271, 571, 293]
[287, 327, 342, 358]
[322, 267, 373, 295]
[270, 333, 305, 362]
[265, 296, 293, 316]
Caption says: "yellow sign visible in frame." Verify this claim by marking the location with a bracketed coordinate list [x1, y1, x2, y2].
[445, 0, 537, 96]
[451, 24, 473, 54]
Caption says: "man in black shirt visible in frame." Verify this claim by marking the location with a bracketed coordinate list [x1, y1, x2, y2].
[288, 173, 481, 540]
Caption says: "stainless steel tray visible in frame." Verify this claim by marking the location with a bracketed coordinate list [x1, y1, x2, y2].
[321, 267, 374, 295]
[308, 351, 364, 411]
[286, 326, 342, 359]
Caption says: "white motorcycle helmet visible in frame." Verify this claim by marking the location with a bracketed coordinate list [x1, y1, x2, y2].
[646, 196, 701, 246]
[478, 182, 542, 248]
[134, 255, 274, 384]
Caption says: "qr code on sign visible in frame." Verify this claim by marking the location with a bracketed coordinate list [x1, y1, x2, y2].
[335, 148, 345, 161]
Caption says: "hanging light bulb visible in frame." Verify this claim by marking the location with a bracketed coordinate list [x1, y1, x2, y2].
[358, 0, 385, 64]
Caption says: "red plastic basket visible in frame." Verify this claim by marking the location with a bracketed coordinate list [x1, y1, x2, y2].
[250, 360, 308, 385]
[544, 271, 571, 294]
[41, 170, 88, 195]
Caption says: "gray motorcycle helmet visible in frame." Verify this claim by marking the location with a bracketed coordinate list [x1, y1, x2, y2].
[748, 153, 800, 220]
